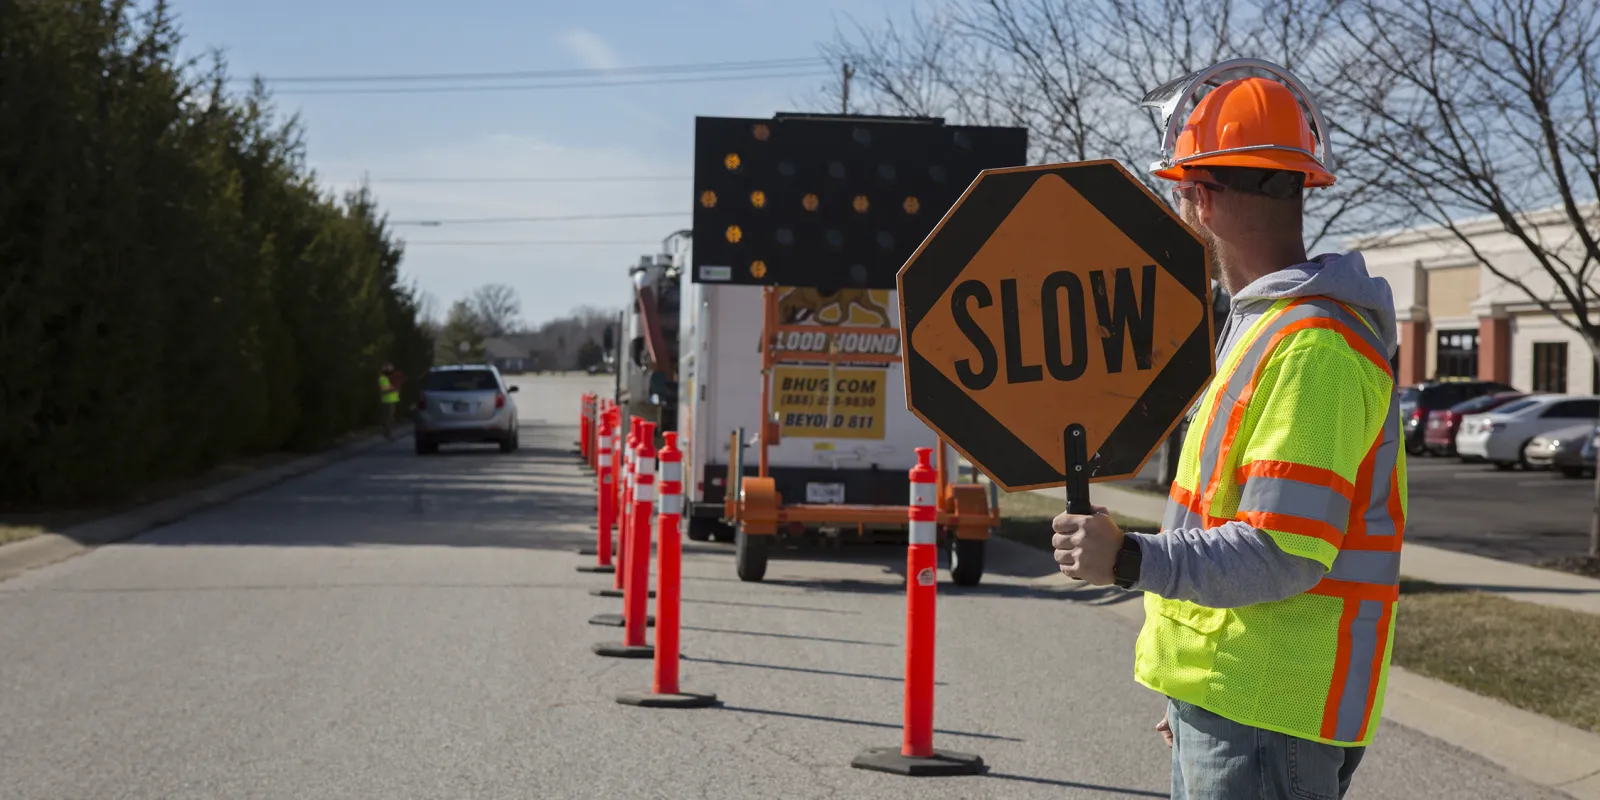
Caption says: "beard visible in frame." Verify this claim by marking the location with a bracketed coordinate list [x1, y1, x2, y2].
[1181, 202, 1228, 294]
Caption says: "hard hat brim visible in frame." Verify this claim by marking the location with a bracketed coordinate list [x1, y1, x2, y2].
[1153, 150, 1336, 188]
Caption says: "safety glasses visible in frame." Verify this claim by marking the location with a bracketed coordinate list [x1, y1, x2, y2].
[1170, 178, 1225, 206]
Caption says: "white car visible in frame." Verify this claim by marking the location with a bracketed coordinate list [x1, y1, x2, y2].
[1455, 394, 1600, 469]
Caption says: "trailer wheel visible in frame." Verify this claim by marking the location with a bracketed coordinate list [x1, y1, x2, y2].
[949, 538, 986, 587]
[686, 517, 714, 542]
[736, 527, 769, 582]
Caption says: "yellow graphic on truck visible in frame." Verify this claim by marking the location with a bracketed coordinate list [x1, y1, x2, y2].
[773, 366, 887, 439]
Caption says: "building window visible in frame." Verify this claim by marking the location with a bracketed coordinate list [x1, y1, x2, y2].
[1533, 342, 1568, 393]
[1435, 329, 1479, 379]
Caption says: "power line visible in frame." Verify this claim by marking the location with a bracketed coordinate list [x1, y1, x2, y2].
[402, 240, 663, 246]
[350, 175, 691, 184]
[390, 210, 687, 226]
[272, 69, 828, 96]
[248, 57, 824, 84]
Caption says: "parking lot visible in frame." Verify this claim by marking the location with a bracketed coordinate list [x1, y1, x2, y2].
[1403, 451, 1595, 565]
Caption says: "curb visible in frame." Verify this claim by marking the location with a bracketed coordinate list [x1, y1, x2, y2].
[0, 427, 408, 583]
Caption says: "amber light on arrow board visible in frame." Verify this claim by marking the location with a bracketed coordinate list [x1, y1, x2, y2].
[853, 195, 870, 213]
[750, 260, 768, 278]
[725, 225, 743, 243]
[724, 153, 741, 171]
[700, 190, 718, 208]
[752, 123, 771, 141]
[903, 196, 921, 215]
[802, 193, 819, 211]
[750, 190, 767, 209]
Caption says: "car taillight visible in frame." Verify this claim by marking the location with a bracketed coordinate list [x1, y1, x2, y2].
[1410, 407, 1425, 422]
[495, 393, 506, 409]
[417, 396, 427, 411]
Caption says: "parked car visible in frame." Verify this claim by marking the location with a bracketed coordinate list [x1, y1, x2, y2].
[413, 364, 520, 455]
[1582, 428, 1600, 477]
[1399, 379, 1518, 455]
[1455, 394, 1600, 470]
[1423, 391, 1526, 456]
[1524, 422, 1599, 477]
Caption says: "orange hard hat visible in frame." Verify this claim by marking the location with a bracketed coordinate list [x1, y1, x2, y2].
[1142, 60, 1335, 188]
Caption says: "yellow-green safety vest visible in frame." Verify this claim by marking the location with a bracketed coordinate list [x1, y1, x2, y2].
[1134, 296, 1406, 747]
[379, 374, 399, 404]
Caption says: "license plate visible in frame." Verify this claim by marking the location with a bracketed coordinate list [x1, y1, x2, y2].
[453, 402, 471, 413]
[806, 482, 846, 504]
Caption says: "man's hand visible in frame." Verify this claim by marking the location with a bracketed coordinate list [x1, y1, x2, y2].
[1156, 712, 1174, 749]
[1050, 504, 1123, 585]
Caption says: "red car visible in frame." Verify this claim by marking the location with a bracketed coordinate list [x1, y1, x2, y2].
[1424, 391, 1526, 455]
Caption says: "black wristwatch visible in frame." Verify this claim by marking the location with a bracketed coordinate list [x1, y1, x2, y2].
[1112, 534, 1142, 590]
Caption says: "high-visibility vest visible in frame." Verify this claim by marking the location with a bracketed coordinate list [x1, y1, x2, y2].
[379, 374, 399, 404]
[1134, 296, 1406, 747]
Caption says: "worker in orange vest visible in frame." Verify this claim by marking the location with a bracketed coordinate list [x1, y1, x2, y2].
[1052, 59, 1405, 800]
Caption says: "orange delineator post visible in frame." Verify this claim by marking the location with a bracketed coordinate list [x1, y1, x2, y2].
[576, 408, 619, 573]
[614, 431, 719, 707]
[616, 419, 639, 592]
[595, 410, 616, 566]
[850, 447, 984, 776]
[903, 447, 938, 758]
[624, 421, 657, 648]
[653, 433, 684, 693]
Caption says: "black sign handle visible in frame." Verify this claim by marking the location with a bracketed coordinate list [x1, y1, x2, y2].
[1064, 424, 1092, 516]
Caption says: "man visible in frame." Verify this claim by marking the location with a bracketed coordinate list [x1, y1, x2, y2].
[378, 364, 401, 439]
[1051, 60, 1405, 800]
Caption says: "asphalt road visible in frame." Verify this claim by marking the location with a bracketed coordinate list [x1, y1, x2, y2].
[0, 374, 1568, 799]
[1403, 451, 1596, 565]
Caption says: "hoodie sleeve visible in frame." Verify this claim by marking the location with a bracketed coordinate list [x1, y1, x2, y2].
[1127, 328, 1389, 608]
[1128, 524, 1325, 608]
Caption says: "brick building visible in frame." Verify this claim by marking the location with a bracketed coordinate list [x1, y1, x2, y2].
[1355, 207, 1598, 395]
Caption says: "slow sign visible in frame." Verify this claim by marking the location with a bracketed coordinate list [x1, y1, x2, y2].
[898, 160, 1215, 491]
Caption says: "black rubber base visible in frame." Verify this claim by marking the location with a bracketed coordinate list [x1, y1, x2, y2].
[575, 564, 615, 574]
[590, 588, 654, 598]
[616, 690, 720, 708]
[850, 747, 986, 777]
[588, 613, 655, 627]
[576, 546, 597, 556]
[592, 642, 655, 658]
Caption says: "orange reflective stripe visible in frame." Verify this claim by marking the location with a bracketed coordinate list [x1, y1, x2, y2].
[1241, 511, 1344, 548]
[1170, 482, 1200, 513]
[1354, 601, 1395, 742]
[1306, 577, 1399, 603]
[1234, 459, 1355, 500]
[1320, 598, 1362, 740]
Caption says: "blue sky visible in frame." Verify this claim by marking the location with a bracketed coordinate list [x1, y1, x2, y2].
[170, 0, 919, 327]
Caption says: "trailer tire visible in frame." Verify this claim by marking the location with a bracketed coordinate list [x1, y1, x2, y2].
[686, 517, 714, 542]
[736, 527, 769, 582]
[949, 538, 986, 587]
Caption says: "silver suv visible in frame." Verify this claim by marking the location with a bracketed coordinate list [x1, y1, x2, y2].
[414, 365, 520, 454]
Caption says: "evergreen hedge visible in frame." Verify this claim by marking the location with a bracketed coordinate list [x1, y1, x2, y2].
[0, 0, 432, 505]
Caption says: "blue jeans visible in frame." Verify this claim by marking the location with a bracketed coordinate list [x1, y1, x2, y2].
[1169, 698, 1365, 800]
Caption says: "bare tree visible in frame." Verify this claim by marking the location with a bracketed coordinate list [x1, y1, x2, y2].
[818, 0, 1383, 249]
[468, 283, 521, 338]
[1321, 0, 1600, 559]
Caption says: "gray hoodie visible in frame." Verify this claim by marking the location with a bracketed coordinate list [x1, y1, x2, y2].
[1128, 251, 1399, 608]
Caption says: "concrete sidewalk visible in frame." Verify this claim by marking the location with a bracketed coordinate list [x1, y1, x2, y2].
[1064, 479, 1600, 616]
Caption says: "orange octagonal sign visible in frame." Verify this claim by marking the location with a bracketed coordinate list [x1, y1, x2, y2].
[898, 160, 1215, 491]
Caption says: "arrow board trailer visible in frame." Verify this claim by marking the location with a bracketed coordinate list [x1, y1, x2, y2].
[682, 112, 1029, 584]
